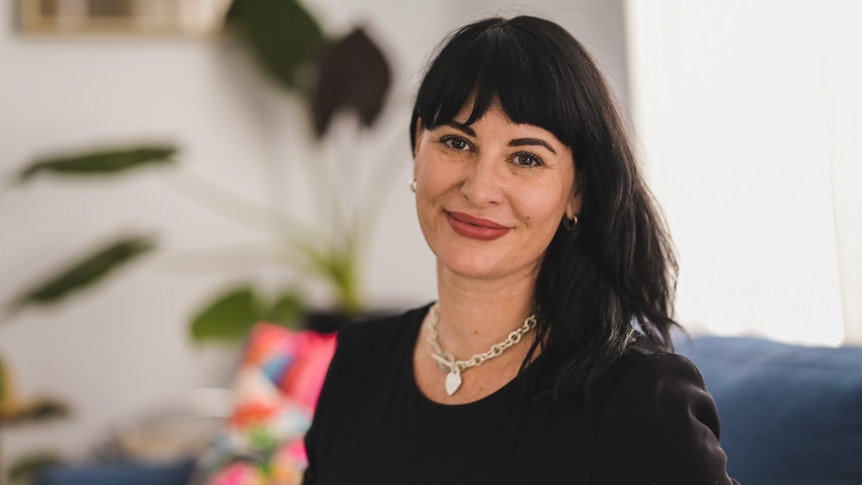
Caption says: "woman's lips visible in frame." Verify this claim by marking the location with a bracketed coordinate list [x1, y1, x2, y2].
[446, 211, 512, 241]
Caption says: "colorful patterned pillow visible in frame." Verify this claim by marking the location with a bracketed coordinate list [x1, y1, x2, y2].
[193, 323, 337, 485]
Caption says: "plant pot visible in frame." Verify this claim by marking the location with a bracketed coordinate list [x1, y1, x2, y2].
[303, 308, 400, 334]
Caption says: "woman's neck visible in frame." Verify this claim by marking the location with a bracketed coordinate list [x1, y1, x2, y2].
[433, 263, 538, 358]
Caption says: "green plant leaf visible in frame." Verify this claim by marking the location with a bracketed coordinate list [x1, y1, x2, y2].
[0, 354, 14, 413]
[300, 240, 361, 314]
[264, 291, 305, 328]
[190, 286, 262, 342]
[312, 27, 392, 136]
[8, 236, 156, 312]
[224, 0, 242, 24]
[7, 452, 65, 483]
[17, 145, 177, 184]
[232, 0, 326, 92]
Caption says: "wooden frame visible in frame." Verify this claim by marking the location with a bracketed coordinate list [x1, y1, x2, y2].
[17, 0, 232, 36]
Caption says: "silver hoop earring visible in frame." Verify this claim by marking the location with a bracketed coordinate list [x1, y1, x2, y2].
[409, 178, 417, 193]
[562, 214, 579, 231]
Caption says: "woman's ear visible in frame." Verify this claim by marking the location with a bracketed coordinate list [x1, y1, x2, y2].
[566, 197, 582, 221]
[566, 173, 583, 219]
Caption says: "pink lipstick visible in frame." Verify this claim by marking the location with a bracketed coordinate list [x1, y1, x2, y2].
[446, 211, 511, 241]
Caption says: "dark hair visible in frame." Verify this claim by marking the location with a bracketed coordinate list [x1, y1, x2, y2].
[410, 16, 679, 401]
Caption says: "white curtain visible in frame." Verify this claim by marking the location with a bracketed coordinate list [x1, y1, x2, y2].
[625, 0, 862, 345]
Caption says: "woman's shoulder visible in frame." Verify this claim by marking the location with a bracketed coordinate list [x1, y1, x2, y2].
[310, 304, 431, 410]
[619, 339, 712, 401]
[334, 303, 431, 355]
[589, 336, 737, 484]
[603, 336, 715, 421]
[591, 336, 704, 397]
[623, 337, 705, 382]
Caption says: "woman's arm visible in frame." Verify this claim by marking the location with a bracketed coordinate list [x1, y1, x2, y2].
[591, 351, 740, 484]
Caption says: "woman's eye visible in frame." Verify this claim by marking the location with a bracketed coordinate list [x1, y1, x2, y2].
[441, 136, 470, 151]
[513, 152, 543, 167]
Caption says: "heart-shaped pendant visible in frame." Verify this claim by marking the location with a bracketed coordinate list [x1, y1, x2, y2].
[445, 369, 462, 396]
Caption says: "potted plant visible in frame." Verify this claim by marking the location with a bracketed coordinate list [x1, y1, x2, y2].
[5, 0, 395, 340]
[2, 2, 396, 477]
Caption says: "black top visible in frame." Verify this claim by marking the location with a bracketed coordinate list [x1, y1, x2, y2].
[303, 305, 739, 484]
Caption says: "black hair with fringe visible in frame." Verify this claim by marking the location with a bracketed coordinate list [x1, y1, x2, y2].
[410, 16, 680, 402]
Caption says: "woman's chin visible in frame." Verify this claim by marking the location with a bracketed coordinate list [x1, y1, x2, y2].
[438, 254, 533, 282]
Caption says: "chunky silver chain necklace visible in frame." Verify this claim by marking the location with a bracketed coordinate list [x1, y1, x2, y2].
[426, 302, 537, 396]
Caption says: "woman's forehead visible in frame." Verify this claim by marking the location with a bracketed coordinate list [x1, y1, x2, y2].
[448, 97, 562, 141]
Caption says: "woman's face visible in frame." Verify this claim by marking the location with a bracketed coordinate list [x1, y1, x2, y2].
[413, 100, 581, 283]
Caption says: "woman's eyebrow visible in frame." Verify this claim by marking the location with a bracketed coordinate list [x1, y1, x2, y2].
[443, 122, 558, 155]
[509, 138, 557, 155]
[444, 121, 477, 137]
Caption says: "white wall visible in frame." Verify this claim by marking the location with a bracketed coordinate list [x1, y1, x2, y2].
[0, 0, 628, 468]
[625, 0, 860, 345]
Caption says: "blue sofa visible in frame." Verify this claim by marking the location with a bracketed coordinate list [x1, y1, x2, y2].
[36, 458, 195, 485]
[37, 336, 862, 485]
[676, 336, 862, 485]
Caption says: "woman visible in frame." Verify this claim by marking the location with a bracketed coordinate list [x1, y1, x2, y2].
[304, 16, 738, 484]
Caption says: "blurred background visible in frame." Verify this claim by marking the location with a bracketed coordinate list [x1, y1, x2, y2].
[1, 0, 859, 480]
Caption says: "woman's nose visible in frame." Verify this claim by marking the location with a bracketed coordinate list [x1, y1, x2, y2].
[459, 155, 504, 206]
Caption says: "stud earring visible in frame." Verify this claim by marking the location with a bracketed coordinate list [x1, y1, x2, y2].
[409, 179, 417, 193]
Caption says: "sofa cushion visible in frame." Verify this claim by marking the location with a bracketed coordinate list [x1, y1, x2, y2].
[675, 336, 862, 485]
[192, 322, 336, 484]
[36, 458, 195, 485]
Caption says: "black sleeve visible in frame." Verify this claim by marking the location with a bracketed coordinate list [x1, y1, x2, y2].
[301, 323, 360, 485]
[591, 352, 740, 485]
